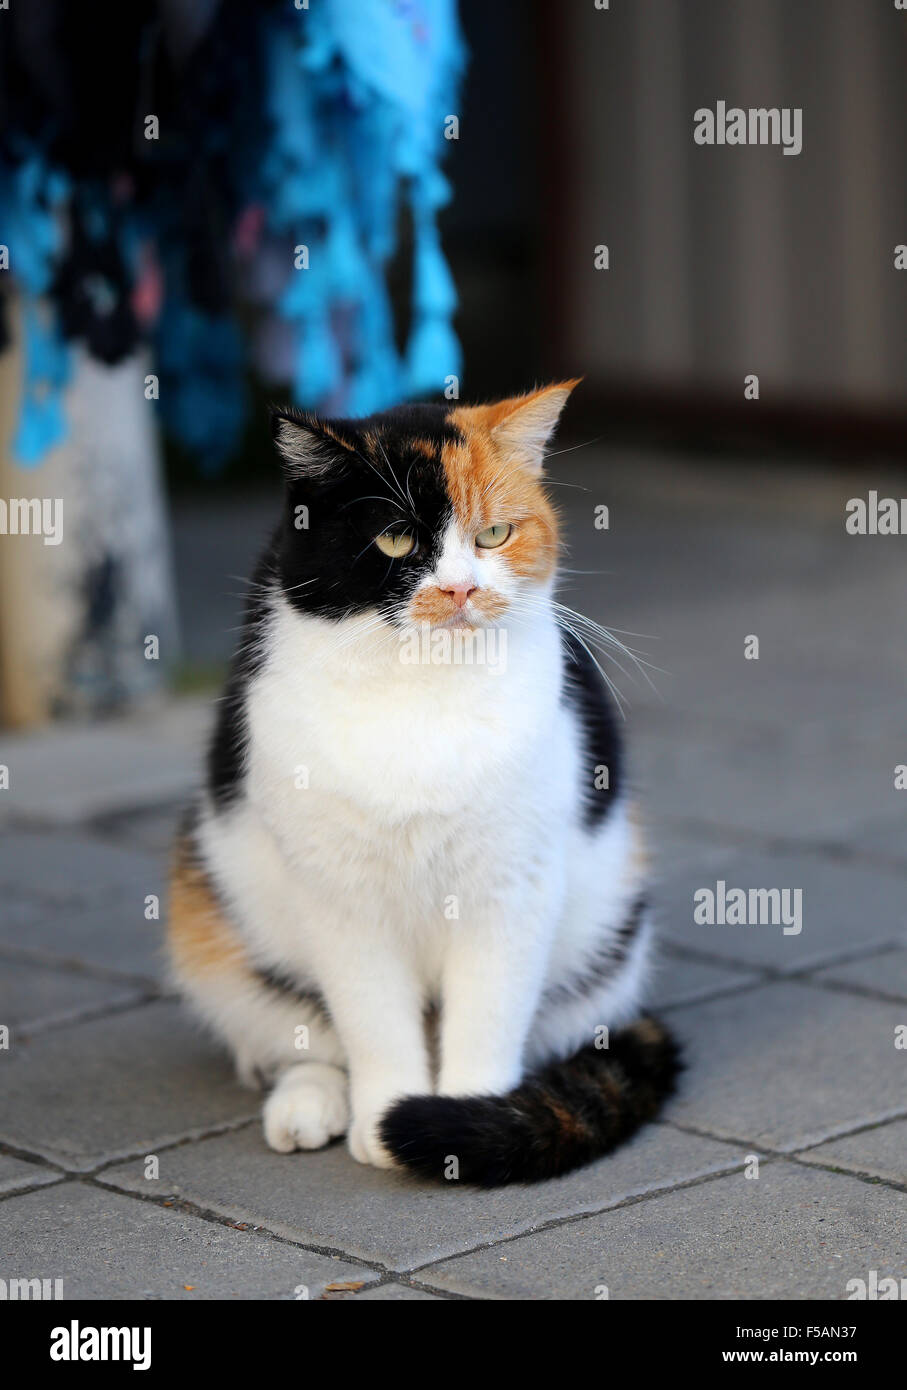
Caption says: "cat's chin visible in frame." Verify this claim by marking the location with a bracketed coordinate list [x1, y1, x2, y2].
[438, 611, 480, 630]
[424, 609, 501, 633]
[403, 601, 510, 633]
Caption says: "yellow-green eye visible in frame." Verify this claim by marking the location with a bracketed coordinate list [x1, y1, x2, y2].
[375, 531, 415, 558]
[475, 523, 512, 550]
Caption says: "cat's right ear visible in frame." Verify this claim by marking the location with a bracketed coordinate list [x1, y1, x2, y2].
[271, 408, 354, 482]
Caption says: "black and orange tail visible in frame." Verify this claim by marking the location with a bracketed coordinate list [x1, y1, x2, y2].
[380, 1016, 681, 1188]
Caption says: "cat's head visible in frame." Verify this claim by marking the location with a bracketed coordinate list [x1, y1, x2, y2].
[271, 381, 579, 631]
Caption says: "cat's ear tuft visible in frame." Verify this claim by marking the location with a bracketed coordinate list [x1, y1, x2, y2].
[271, 408, 352, 481]
[488, 379, 582, 473]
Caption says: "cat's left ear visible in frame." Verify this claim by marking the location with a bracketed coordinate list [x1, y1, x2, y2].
[486, 379, 582, 474]
[271, 408, 357, 482]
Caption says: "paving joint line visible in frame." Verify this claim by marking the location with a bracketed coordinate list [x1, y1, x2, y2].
[653, 813, 907, 877]
[656, 941, 905, 1002]
[795, 972, 907, 1009]
[399, 1161, 750, 1277]
[0, 1174, 68, 1202]
[658, 977, 766, 1013]
[0, 1114, 261, 1186]
[0, 1139, 71, 1176]
[13, 993, 158, 1043]
[0, 941, 165, 991]
[82, 1172, 397, 1282]
[83, 1114, 263, 1177]
[83, 1150, 754, 1284]
[0, 796, 191, 835]
[661, 1115, 907, 1196]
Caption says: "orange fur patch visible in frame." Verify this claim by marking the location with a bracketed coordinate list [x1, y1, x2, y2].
[543, 1093, 592, 1141]
[631, 1017, 665, 1048]
[408, 585, 509, 626]
[168, 838, 248, 982]
[442, 393, 565, 584]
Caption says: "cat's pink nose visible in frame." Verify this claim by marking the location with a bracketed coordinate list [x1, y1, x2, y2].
[440, 584, 477, 609]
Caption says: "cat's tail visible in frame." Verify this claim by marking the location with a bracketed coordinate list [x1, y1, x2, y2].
[379, 1016, 681, 1187]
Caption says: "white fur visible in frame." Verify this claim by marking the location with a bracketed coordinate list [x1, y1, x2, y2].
[181, 570, 650, 1167]
[263, 1062, 349, 1152]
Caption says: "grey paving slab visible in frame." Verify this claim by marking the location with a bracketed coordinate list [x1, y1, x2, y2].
[564, 449, 880, 637]
[643, 813, 738, 878]
[0, 830, 166, 979]
[653, 848, 906, 974]
[0, 957, 144, 1036]
[0, 1181, 376, 1300]
[649, 950, 759, 1010]
[0, 902, 166, 983]
[799, 1119, 907, 1188]
[605, 512, 907, 741]
[0, 698, 209, 826]
[656, 622, 904, 749]
[91, 803, 184, 858]
[634, 716, 902, 844]
[0, 1154, 62, 1197]
[0, 1003, 257, 1170]
[667, 981, 907, 1151]
[0, 828, 164, 916]
[352, 1282, 444, 1301]
[101, 1120, 745, 1270]
[814, 948, 907, 1002]
[563, 445, 898, 565]
[520, 448, 901, 757]
[418, 1161, 907, 1300]
[850, 815, 907, 870]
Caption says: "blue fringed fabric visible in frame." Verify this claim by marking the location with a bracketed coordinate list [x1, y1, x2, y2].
[13, 302, 71, 466]
[264, 0, 466, 416]
[1, 158, 72, 464]
[0, 0, 465, 470]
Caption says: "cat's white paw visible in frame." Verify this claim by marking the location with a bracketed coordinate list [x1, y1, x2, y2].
[263, 1063, 348, 1153]
[348, 1111, 396, 1169]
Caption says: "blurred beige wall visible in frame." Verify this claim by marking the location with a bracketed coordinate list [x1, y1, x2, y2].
[559, 0, 907, 409]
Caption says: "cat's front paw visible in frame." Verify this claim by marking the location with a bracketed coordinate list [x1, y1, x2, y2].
[263, 1063, 349, 1153]
[347, 1110, 397, 1169]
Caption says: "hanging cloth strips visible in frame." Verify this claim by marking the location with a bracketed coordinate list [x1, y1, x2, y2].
[260, 0, 465, 416]
[0, 0, 465, 469]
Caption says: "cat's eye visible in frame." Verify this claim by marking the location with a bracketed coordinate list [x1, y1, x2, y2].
[475, 523, 512, 550]
[375, 530, 415, 558]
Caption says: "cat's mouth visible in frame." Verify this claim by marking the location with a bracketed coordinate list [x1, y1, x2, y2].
[415, 604, 505, 633]
[437, 608, 479, 630]
[406, 587, 509, 630]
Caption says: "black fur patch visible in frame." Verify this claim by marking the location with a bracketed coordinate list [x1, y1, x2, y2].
[207, 543, 275, 808]
[380, 1015, 681, 1187]
[252, 962, 331, 1020]
[273, 403, 463, 625]
[560, 630, 622, 826]
[542, 894, 648, 1008]
[206, 404, 470, 808]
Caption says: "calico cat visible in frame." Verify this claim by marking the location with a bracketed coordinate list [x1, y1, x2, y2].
[168, 382, 680, 1187]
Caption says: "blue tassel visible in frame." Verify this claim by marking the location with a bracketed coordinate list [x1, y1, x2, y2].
[294, 314, 343, 406]
[2, 0, 467, 469]
[12, 304, 70, 467]
[406, 314, 461, 399]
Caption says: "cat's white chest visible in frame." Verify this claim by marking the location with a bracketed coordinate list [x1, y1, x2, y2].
[248, 604, 563, 825]
[236, 604, 569, 940]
